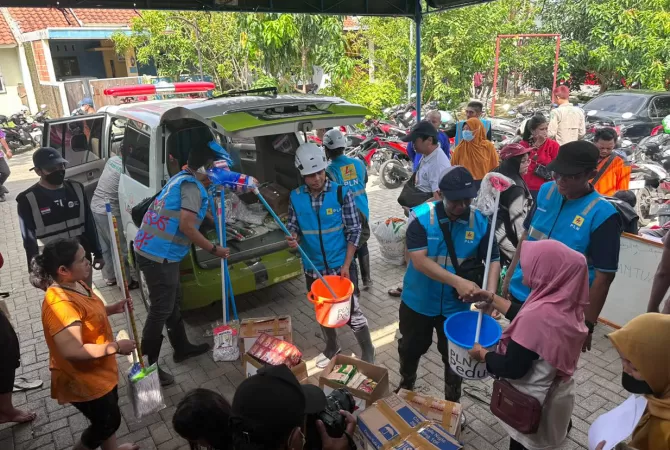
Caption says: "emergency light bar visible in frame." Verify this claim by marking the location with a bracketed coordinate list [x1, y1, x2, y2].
[103, 82, 215, 97]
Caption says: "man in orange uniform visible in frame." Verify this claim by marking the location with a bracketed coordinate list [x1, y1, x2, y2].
[591, 128, 631, 197]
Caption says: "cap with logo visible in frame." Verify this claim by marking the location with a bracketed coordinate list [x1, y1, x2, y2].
[401, 121, 438, 143]
[438, 166, 478, 200]
[31, 147, 68, 171]
[546, 141, 599, 176]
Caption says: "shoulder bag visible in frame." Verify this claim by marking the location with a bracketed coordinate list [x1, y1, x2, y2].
[530, 143, 554, 181]
[490, 377, 561, 434]
[131, 192, 159, 227]
[437, 209, 485, 286]
[397, 171, 433, 209]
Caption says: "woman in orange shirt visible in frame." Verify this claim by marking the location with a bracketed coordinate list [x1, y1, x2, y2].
[32, 238, 139, 450]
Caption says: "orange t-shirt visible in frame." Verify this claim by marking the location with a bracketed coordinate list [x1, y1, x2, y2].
[592, 155, 631, 197]
[41, 283, 118, 404]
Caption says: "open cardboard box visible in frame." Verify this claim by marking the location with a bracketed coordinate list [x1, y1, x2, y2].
[242, 354, 308, 381]
[397, 389, 463, 440]
[318, 354, 389, 412]
[238, 316, 292, 355]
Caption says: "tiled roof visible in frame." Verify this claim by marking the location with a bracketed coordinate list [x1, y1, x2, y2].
[72, 8, 138, 26]
[6, 7, 78, 33]
[343, 16, 360, 30]
[0, 14, 16, 46]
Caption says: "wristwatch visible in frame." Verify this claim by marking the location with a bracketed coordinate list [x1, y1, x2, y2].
[210, 244, 218, 254]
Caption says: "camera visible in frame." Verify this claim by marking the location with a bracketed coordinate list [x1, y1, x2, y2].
[305, 388, 355, 449]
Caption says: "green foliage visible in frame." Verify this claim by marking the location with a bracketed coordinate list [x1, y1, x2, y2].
[323, 71, 403, 117]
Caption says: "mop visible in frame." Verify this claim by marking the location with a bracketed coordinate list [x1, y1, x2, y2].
[106, 203, 165, 418]
[471, 173, 513, 343]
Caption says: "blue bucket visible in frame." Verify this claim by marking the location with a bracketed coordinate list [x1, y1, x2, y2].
[444, 311, 502, 380]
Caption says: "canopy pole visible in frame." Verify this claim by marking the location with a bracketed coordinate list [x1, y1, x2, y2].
[491, 36, 501, 117]
[415, 0, 422, 122]
[407, 21, 413, 101]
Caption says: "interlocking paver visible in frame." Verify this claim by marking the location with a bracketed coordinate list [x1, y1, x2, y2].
[0, 155, 623, 448]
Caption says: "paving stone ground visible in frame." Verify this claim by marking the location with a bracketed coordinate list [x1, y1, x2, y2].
[0, 151, 623, 450]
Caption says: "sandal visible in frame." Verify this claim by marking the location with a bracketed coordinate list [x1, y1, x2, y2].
[127, 279, 139, 290]
[388, 287, 403, 297]
[315, 350, 341, 369]
[105, 279, 117, 287]
[13, 377, 43, 392]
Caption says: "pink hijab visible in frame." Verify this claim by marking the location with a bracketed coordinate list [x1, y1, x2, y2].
[499, 240, 589, 377]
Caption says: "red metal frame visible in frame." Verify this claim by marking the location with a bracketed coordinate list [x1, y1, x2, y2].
[491, 34, 561, 116]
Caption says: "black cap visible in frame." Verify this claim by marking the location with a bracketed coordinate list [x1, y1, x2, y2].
[439, 166, 478, 200]
[546, 141, 599, 175]
[231, 365, 326, 444]
[401, 121, 438, 143]
[31, 147, 68, 171]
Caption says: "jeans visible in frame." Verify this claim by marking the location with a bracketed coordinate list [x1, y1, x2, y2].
[71, 386, 121, 449]
[305, 262, 369, 358]
[92, 211, 136, 282]
[397, 301, 463, 402]
[137, 254, 183, 344]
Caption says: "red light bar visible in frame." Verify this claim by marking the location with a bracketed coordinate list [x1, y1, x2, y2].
[104, 82, 215, 97]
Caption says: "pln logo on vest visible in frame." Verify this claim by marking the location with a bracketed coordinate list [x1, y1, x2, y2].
[326, 207, 341, 215]
[465, 231, 475, 242]
[340, 164, 358, 182]
[571, 215, 585, 230]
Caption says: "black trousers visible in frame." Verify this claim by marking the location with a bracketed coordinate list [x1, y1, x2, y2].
[137, 254, 182, 344]
[397, 302, 462, 402]
[0, 157, 10, 187]
[71, 386, 121, 448]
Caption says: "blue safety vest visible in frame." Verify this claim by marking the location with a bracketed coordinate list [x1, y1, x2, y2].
[455, 119, 492, 145]
[290, 182, 348, 272]
[402, 202, 490, 317]
[509, 181, 618, 302]
[134, 170, 209, 263]
[326, 155, 369, 220]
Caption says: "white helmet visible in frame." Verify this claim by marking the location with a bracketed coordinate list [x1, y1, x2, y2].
[295, 142, 328, 176]
[322, 129, 347, 150]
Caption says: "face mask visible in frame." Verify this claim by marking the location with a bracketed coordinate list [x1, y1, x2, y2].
[621, 372, 653, 395]
[44, 169, 66, 185]
[462, 130, 474, 142]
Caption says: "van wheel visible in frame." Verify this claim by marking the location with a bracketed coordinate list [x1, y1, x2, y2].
[135, 258, 151, 313]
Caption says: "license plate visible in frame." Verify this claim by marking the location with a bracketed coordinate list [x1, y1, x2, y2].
[629, 180, 646, 190]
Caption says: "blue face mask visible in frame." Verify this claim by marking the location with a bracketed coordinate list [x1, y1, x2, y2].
[462, 130, 474, 141]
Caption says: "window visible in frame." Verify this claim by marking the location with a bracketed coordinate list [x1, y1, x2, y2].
[584, 94, 646, 115]
[53, 57, 80, 79]
[117, 118, 151, 187]
[650, 96, 670, 119]
[47, 117, 103, 168]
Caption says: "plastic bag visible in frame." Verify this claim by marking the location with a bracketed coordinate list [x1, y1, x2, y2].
[225, 192, 267, 225]
[473, 172, 514, 216]
[212, 323, 240, 362]
[372, 218, 408, 265]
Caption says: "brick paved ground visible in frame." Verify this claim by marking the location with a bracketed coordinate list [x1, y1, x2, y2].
[0, 151, 625, 450]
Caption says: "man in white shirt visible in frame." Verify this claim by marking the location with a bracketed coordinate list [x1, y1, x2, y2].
[548, 85, 586, 145]
[405, 121, 452, 199]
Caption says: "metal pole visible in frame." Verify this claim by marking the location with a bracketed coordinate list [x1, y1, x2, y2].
[194, 24, 204, 82]
[415, 0, 422, 122]
[407, 21, 413, 101]
[491, 36, 501, 117]
[551, 35, 561, 104]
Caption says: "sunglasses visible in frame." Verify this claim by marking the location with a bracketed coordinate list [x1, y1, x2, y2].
[552, 172, 587, 181]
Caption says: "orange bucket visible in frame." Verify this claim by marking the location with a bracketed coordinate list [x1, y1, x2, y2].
[307, 275, 354, 328]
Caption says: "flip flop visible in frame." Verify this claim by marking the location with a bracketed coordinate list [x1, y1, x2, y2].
[388, 287, 403, 297]
[105, 279, 117, 287]
[13, 378, 43, 392]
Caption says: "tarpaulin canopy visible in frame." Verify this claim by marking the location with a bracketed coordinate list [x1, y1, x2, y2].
[1, 0, 491, 16]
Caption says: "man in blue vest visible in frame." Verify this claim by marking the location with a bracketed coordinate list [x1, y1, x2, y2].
[502, 141, 621, 352]
[398, 166, 501, 402]
[323, 128, 373, 289]
[447, 101, 492, 145]
[286, 142, 375, 369]
[134, 146, 230, 385]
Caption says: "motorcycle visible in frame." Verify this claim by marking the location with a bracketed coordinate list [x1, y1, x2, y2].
[628, 135, 670, 225]
[0, 115, 36, 151]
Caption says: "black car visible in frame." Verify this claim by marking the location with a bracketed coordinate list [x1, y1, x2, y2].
[582, 90, 670, 142]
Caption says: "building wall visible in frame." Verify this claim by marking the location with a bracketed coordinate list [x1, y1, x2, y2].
[32, 40, 51, 83]
[49, 39, 106, 80]
[25, 42, 63, 117]
[0, 47, 25, 116]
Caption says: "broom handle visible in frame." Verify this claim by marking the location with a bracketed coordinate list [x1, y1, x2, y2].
[252, 187, 339, 299]
[110, 213, 144, 369]
[216, 195, 228, 324]
[474, 189, 501, 344]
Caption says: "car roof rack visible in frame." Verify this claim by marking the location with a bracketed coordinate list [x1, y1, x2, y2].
[211, 87, 278, 99]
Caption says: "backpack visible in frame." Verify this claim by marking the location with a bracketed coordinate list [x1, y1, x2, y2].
[603, 196, 639, 234]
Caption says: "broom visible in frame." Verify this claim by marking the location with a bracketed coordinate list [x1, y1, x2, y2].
[106, 203, 165, 419]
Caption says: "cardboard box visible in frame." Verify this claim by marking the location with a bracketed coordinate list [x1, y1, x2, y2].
[397, 389, 462, 440]
[354, 395, 462, 450]
[242, 354, 308, 381]
[319, 355, 389, 412]
[238, 316, 292, 355]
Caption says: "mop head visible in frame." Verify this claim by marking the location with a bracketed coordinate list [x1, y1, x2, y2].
[212, 322, 240, 362]
[473, 172, 514, 216]
[128, 362, 166, 419]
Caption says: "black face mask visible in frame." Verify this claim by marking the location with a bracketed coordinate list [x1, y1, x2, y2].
[44, 169, 66, 186]
[621, 372, 654, 395]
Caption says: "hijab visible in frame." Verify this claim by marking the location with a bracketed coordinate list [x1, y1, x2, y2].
[451, 118, 499, 180]
[498, 240, 588, 377]
[609, 313, 670, 449]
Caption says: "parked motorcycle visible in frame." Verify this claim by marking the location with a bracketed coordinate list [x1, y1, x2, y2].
[628, 134, 670, 225]
[0, 115, 36, 151]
